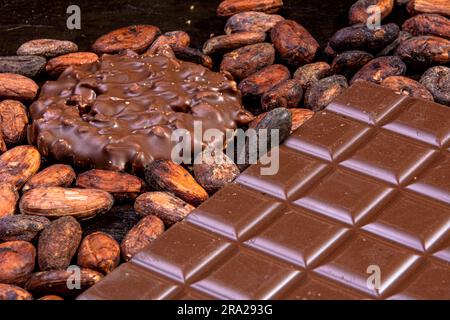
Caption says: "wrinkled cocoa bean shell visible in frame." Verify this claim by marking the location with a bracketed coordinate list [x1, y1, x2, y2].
[0, 183, 19, 218]
[402, 13, 450, 39]
[17, 39, 78, 58]
[0, 56, 46, 78]
[420, 66, 450, 106]
[77, 232, 120, 274]
[217, 0, 283, 17]
[0, 99, 29, 146]
[305, 75, 349, 111]
[0, 215, 50, 242]
[0, 284, 33, 300]
[381, 75, 434, 101]
[349, 0, 394, 25]
[350, 56, 407, 84]
[395, 35, 450, 68]
[0, 145, 41, 190]
[203, 31, 266, 55]
[261, 79, 303, 110]
[22, 164, 76, 192]
[293, 62, 331, 90]
[0, 73, 39, 101]
[289, 108, 315, 133]
[224, 11, 284, 34]
[238, 64, 290, 97]
[331, 51, 374, 79]
[0, 241, 36, 286]
[146, 30, 190, 55]
[45, 52, 99, 77]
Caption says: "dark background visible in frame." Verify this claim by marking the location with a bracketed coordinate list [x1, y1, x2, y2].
[0, 0, 409, 56]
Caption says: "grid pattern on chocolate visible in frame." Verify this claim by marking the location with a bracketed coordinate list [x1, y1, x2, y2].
[78, 82, 450, 300]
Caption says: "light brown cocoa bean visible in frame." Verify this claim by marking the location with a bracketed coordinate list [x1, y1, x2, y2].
[224, 11, 284, 34]
[172, 47, 214, 69]
[145, 30, 190, 55]
[261, 79, 303, 110]
[395, 35, 450, 68]
[0, 73, 38, 101]
[0, 145, 41, 190]
[45, 52, 98, 77]
[290, 108, 315, 133]
[238, 64, 290, 97]
[0, 241, 36, 286]
[330, 51, 374, 79]
[0, 100, 29, 146]
[77, 232, 120, 274]
[0, 284, 33, 300]
[402, 14, 450, 39]
[22, 164, 76, 192]
[203, 32, 266, 55]
[217, 0, 283, 17]
[293, 62, 331, 90]
[350, 56, 407, 84]
[407, 0, 450, 17]
[0, 183, 19, 218]
[17, 39, 78, 58]
[381, 75, 434, 101]
[305, 75, 349, 112]
[0, 134, 6, 154]
[349, 0, 394, 25]
[0, 215, 50, 242]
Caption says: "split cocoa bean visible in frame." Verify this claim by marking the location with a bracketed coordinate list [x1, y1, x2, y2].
[350, 56, 407, 84]
[238, 64, 290, 97]
[402, 14, 450, 39]
[261, 79, 303, 110]
[22, 164, 76, 192]
[0, 183, 19, 218]
[0, 284, 33, 300]
[0, 73, 39, 101]
[0, 241, 36, 286]
[224, 11, 284, 34]
[289, 108, 315, 133]
[146, 30, 190, 55]
[395, 35, 450, 68]
[217, 0, 283, 17]
[203, 32, 266, 55]
[330, 51, 374, 79]
[0, 145, 41, 190]
[77, 232, 120, 274]
[17, 39, 78, 58]
[305, 75, 349, 111]
[0, 100, 29, 146]
[45, 52, 99, 77]
[420, 66, 450, 106]
[0, 56, 46, 78]
[293, 62, 331, 90]
[381, 75, 434, 101]
[349, 0, 394, 25]
[0, 215, 50, 242]
[172, 47, 214, 69]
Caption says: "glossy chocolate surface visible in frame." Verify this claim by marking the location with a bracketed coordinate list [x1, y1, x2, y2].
[78, 82, 450, 300]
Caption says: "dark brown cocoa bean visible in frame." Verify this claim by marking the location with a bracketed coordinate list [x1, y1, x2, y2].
[402, 14, 450, 39]
[0, 56, 46, 78]
[0, 73, 39, 102]
[203, 32, 266, 55]
[395, 35, 450, 68]
[324, 42, 338, 60]
[329, 23, 400, 52]
[381, 75, 434, 101]
[271, 20, 319, 67]
[45, 52, 99, 78]
[121, 215, 165, 261]
[349, 0, 394, 25]
[220, 43, 275, 80]
[146, 31, 190, 55]
[172, 47, 213, 69]
[22, 164, 76, 192]
[293, 62, 331, 90]
[0, 215, 50, 242]
[261, 79, 303, 110]
[0, 100, 29, 146]
[238, 64, 290, 97]
[305, 75, 349, 111]
[17, 39, 78, 58]
[217, 0, 283, 17]
[224, 11, 284, 34]
[420, 66, 450, 106]
[350, 56, 407, 84]
[331, 51, 374, 79]
[0, 241, 36, 286]
[77, 232, 120, 274]
[38, 216, 82, 271]
[0, 183, 19, 218]
[377, 31, 414, 57]
[0, 284, 33, 300]
[289, 108, 315, 133]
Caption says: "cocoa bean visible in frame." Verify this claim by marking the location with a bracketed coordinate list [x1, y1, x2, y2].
[217, 0, 283, 17]
[0, 100, 29, 146]
[22, 164, 76, 192]
[402, 14, 450, 39]
[45, 52, 99, 77]
[172, 47, 213, 69]
[0, 73, 38, 101]
[38, 216, 82, 271]
[420, 66, 450, 106]
[293, 62, 331, 90]
[0, 183, 19, 218]
[0, 241, 36, 286]
[329, 23, 400, 52]
[407, 0, 450, 17]
[349, 0, 394, 25]
[377, 31, 414, 57]
[224, 11, 284, 34]
[0, 215, 50, 242]
[324, 42, 338, 60]
[25, 268, 102, 297]
[238, 64, 290, 97]
[220, 43, 275, 80]
[134, 192, 195, 226]
[121, 215, 165, 261]
[38, 295, 63, 300]
[381, 75, 434, 101]
[395, 35, 450, 68]
[271, 20, 319, 67]
[0, 56, 46, 78]
[0, 284, 33, 300]
[0, 145, 41, 190]
[77, 232, 120, 274]
[92, 25, 161, 54]
[76, 169, 144, 201]
[350, 56, 407, 84]
[305, 75, 349, 111]
[19, 187, 114, 220]
[146, 31, 190, 55]
[261, 79, 303, 110]
[289, 108, 315, 133]
[203, 32, 266, 55]
[17, 39, 78, 58]
[0, 134, 6, 154]
[144, 160, 208, 206]
[330, 51, 374, 79]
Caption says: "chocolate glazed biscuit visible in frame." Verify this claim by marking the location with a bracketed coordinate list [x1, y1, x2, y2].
[28, 53, 252, 172]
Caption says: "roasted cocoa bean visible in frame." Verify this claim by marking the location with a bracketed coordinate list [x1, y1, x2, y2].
[293, 62, 331, 90]
[329, 23, 400, 52]
[381, 75, 434, 101]
[0, 241, 36, 286]
[217, 0, 283, 17]
[402, 14, 450, 39]
[261, 79, 303, 110]
[0, 215, 50, 242]
[25, 268, 102, 297]
[0, 284, 33, 300]
[0, 100, 29, 146]
[377, 31, 413, 57]
[0, 73, 38, 101]
[330, 51, 374, 79]
[172, 47, 213, 69]
[350, 56, 407, 84]
[224, 11, 284, 34]
[305, 75, 349, 111]
[420, 66, 450, 106]
[395, 35, 450, 68]
[17, 39, 78, 58]
[203, 32, 266, 55]
[45, 52, 99, 77]
[20, 187, 114, 220]
[144, 160, 208, 206]
[220, 42, 275, 80]
[135, 192, 195, 226]
[324, 42, 338, 60]
[349, 0, 394, 25]
[0, 183, 19, 218]
[0, 145, 41, 190]
[407, 0, 450, 17]
[0, 134, 6, 154]
[77, 232, 120, 274]
[22, 164, 76, 192]
[271, 20, 319, 67]
[121, 215, 165, 261]
[0, 56, 46, 78]
[76, 169, 144, 201]
[38, 295, 63, 300]
[92, 25, 161, 54]
[38, 216, 82, 271]
[238, 64, 290, 97]
[146, 30, 190, 55]
[289, 108, 315, 133]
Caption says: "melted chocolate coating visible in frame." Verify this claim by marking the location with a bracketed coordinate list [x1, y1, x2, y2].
[29, 54, 250, 172]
